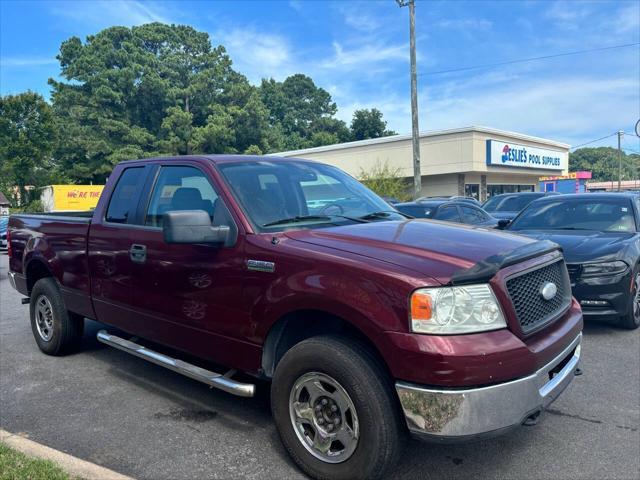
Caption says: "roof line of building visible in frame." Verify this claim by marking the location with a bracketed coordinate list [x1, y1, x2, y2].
[270, 125, 571, 157]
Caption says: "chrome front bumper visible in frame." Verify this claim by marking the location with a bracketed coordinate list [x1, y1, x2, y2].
[396, 333, 582, 441]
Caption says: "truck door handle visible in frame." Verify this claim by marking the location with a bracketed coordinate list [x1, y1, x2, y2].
[129, 244, 147, 264]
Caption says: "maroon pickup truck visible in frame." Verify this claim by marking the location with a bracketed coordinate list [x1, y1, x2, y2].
[7, 155, 583, 479]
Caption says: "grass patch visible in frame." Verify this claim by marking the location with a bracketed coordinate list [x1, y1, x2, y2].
[0, 442, 70, 480]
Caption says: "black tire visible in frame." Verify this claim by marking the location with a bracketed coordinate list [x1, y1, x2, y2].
[29, 277, 84, 355]
[271, 335, 404, 480]
[618, 267, 640, 330]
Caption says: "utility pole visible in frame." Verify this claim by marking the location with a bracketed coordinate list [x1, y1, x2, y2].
[396, 0, 422, 199]
[617, 130, 624, 191]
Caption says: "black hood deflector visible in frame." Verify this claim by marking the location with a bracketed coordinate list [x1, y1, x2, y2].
[449, 240, 561, 285]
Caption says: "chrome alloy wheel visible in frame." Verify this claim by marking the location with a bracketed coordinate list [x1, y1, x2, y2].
[35, 295, 55, 342]
[289, 372, 360, 463]
[633, 273, 640, 322]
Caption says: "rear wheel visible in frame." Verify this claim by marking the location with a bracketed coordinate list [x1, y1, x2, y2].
[618, 270, 640, 330]
[271, 336, 403, 480]
[30, 278, 84, 355]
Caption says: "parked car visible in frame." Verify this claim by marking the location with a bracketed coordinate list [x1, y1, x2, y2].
[8, 155, 583, 480]
[0, 216, 8, 251]
[483, 192, 560, 221]
[381, 196, 401, 205]
[418, 195, 482, 207]
[395, 199, 499, 227]
[506, 193, 639, 329]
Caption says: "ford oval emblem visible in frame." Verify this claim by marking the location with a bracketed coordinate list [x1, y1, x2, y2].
[541, 282, 558, 301]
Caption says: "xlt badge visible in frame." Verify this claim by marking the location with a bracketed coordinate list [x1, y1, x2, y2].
[247, 259, 275, 273]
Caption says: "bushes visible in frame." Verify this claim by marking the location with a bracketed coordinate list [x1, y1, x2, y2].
[359, 161, 410, 201]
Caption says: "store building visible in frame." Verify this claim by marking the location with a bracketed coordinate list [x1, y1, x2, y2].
[273, 126, 570, 201]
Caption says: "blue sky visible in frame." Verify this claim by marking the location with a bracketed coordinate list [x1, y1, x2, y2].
[1, 0, 639, 152]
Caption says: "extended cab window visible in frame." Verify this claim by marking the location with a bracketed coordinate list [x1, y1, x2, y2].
[146, 166, 220, 227]
[105, 167, 145, 224]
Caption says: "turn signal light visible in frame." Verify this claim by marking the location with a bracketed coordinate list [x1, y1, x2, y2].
[411, 291, 432, 321]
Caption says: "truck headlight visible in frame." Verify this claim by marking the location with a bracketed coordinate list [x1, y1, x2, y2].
[581, 261, 628, 277]
[410, 284, 507, 334]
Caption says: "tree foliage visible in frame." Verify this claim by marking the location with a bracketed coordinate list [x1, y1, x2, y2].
[0, 92, 56, 205]
[569, 147, 639, 183]
[1, 22, 396, 191]
[350, 108, 396, 141]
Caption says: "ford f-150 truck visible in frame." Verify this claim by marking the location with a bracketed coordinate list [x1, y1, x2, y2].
[7, 155, 583, 480]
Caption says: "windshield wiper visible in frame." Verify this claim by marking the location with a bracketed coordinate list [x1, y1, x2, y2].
[359, 210, 413, 220]
[263, 215, 333, 227]
[262, 214, 369, 227]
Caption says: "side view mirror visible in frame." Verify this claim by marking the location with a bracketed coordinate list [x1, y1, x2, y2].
[497, 219, 511, 229]
[163, 210, 229, 245]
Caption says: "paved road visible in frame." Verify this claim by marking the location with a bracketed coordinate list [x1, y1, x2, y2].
[1, 254, 639, 479]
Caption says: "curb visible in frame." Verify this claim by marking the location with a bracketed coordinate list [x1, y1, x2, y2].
[0, 429, 135, 480]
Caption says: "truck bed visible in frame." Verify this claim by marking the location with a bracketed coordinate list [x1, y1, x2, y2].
[8, 213, 94, 318]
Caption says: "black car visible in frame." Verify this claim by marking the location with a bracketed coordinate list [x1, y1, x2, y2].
[418, 195, 482, 207]
[506, 193, 640, 329]
[395, 199, 499, 227]
[483, 192, 560, 221]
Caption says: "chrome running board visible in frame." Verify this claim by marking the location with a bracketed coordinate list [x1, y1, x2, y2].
[96, 330, 255, 397]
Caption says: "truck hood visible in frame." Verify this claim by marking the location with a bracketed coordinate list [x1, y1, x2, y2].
[512, 229, 636, 263]
[285, 220, 541, 285]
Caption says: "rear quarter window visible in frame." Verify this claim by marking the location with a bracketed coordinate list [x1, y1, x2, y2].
[105, 167, 145, 224]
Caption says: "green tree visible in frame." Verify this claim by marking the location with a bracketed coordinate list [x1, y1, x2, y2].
[359, 161, 410, 200]
[569, 147, 639, 182]
[0, 92, 56, 205]
[350, 108, 396, 141]
[49, 23, 255, 182]
[260, 74, 340, 150]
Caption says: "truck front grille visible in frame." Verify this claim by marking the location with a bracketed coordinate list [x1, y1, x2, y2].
[505, 259, 571, 335]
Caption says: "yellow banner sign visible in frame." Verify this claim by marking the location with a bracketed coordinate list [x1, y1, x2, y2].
[51, 185, 104, 211]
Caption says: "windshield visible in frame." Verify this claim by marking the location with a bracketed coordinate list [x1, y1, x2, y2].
[509, 198, 637, 232]
[0, 216, 8, 231]
[483, 195, 539, 212]
[217, 160, 405, 231]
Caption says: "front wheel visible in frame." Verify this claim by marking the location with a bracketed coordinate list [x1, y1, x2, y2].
[271, 336, 404, 480]
[618, 270, 640, 330]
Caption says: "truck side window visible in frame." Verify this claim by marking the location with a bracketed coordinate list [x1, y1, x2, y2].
[461, 206, 487, 224]
[105, 167, 145, 224]
[435, 206, 462, 223]
[146, 166, 220, 228]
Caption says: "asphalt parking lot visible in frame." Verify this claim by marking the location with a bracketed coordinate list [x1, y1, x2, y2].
[1, 254, 639, 480]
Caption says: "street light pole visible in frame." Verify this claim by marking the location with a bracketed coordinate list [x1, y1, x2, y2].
[617, 130, 624, 191]
[397, 0, 422, 199]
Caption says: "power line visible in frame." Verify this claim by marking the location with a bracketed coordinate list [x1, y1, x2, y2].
[420, 42, 640, 76]
[570, 133, 619, 150]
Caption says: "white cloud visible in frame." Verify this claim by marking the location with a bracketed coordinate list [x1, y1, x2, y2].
[422, 76, 639, 147]
[342, 10, 381, 32]
[48, 0, 170, 26]
[214, 28, 294, 82]
[435, 18, 493, 30]
[289, 1, 303, 12]
[0, 57, 57, 67]
[322, 41, 407, 70]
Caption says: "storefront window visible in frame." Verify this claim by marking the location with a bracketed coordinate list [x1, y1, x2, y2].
[464, 184, 479, 199]
[487, 184, 535, 197]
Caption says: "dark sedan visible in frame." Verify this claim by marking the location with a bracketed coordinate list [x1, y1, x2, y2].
[506, 193, 640, 329]
[483, 192, 560, 221]
[0, 216, 8, 251]
[395, 199, 499, 227]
